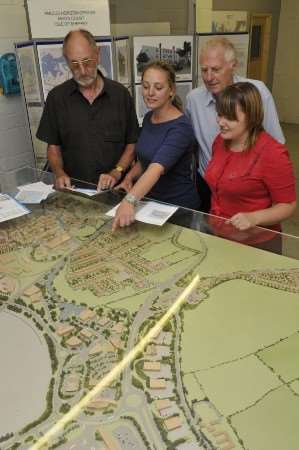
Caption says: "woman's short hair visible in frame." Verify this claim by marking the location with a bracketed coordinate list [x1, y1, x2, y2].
[216, 82, 264, 149]
[141, 60, 183, 111]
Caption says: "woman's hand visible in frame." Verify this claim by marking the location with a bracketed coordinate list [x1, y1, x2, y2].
[112, 201, 135, 231]
[228, 212, 258, 230]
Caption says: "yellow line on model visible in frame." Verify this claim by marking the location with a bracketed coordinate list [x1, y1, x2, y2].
[30, 275, 199, 450]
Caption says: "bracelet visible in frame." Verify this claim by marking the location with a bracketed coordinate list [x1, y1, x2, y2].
[124, 192, 139, 207]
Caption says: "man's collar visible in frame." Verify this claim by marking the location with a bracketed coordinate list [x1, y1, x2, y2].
[203, 74, 238, 106]
[69, 70, 110, 96]
[203, 87, 216, 106]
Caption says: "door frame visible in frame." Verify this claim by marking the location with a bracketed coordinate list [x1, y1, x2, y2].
[248, 12, 272, 84]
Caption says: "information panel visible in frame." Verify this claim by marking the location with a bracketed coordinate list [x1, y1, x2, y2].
[26, 0, 110, 38]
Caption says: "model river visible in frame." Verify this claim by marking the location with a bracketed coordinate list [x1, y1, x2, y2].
[0, 311, 51, 436]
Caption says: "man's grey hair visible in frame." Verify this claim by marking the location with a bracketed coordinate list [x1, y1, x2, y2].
[63, 29, 97, 57]
[200, 37, 237, 63]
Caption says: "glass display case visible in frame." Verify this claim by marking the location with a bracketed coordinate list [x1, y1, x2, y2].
[0, 167, 298, 450]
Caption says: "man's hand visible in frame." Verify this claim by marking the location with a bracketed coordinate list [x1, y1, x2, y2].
[112, 201, 135, 232]
[114, 175, 133, 193]
[228, 212, 258, 231]
[55, 173, 71, 189]
[98, 169, 122, 191]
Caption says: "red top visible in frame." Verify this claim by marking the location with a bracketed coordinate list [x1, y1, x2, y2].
[205, 131, 296, 234]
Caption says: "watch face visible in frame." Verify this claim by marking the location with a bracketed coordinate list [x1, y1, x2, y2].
[115, 165, 124, 173]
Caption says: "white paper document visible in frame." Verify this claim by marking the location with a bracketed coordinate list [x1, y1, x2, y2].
[106, 201, 178, 226]
[16, 181, 55, 204]
[0, 193, 30, 223]
[67, 187, 99, 196]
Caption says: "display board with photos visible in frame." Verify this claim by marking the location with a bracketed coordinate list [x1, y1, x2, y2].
[133, 35, 193, 124]
[196, 32, 249, 85]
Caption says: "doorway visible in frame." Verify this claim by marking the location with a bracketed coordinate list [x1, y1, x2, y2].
[248, 13, 272, 85]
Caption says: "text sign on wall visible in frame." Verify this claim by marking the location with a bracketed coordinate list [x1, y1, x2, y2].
[26, 0, 110, 38]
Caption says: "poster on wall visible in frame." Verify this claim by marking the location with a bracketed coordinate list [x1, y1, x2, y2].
[115, 37, 131, 85]
[37, 39, 113, 100]
[135, 81, 192, 126]
[97, 40, 113, 80]
[197, 33, 249, 85]
[26, 0, 111, 38]
[133, 35, 193, 83]
[16, 45, 41, 103]
[27, 106, 48, 169]
[37, 43, 71, 100]
[212, 11, 248, 33]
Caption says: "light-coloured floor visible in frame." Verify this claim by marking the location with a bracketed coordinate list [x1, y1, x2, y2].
[280, 123, 299, 258]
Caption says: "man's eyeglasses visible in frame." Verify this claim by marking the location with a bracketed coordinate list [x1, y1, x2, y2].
[69, 58, 97, 70]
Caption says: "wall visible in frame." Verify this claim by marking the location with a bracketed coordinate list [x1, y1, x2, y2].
[213, 0, 281, 89]
[0, 0, 34, 176]
[109, 0, 190, 34]
[272, 0, 299, 123]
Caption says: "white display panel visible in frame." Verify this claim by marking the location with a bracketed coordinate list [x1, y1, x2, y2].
[26, 0, 110, 38]
[27, 106, 48, 169]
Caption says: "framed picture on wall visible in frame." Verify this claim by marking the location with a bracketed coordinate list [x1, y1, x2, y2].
[115, 37, 131, 85]
[97, 40, 114, 80]
[37, 42, 71, 100]
[212, 11, 248, 33]
[133, 35, 193, 83]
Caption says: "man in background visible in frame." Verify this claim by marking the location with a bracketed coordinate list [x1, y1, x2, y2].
[37, 29, 139, 190]
[186, 36, 284, 212]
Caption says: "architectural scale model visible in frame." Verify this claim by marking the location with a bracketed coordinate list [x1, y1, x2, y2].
[0, 192, 298, 450]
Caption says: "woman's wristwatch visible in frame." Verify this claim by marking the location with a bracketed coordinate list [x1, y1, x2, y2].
[124, 193, 139, 207]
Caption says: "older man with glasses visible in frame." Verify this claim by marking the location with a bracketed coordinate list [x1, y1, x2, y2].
[37, 29, 139, 190]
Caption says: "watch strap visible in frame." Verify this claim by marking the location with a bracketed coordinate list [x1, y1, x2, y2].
[124, 193, 139, 207]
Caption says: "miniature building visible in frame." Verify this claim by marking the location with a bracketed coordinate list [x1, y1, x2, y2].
[98, 316, 110, 327]
[46, 232, 71, 249]
[109, 336, 123, 349]
[80, 328, 93, 339]
[79, 308, 97, 322]
[88, 396, 117, 410]
[64, 374, 80, 392]
[96, 429, 121, 450]
[145, 344, 157, 356]
[155, 398, 172, 414]
[23, 284, 42, 303]
[56, 324, 75, 337]
[164, 416, 182, 431]
[112, 322, 124, 334]
[144, 361, 161, 371]
[149, 378, 166, 389]
[88, 342, 102, 357]
[65, 336, 82, 349]
[23, 285, 40, 296]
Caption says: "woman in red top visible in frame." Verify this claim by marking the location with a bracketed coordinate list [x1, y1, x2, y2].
[204, 82, 296, 251]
